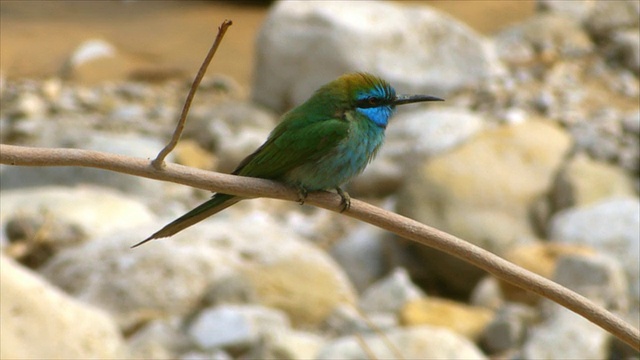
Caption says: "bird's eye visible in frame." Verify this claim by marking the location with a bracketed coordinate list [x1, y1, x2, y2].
[367, 97, 380, 106]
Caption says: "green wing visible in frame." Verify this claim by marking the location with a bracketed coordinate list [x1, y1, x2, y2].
[233, 112, 349, 179]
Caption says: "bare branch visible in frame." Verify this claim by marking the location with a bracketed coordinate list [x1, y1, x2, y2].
[151, 19, 233, 169]
[1, 143, 639, 350]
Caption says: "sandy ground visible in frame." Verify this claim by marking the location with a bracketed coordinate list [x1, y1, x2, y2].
[0, 1, 535, 87]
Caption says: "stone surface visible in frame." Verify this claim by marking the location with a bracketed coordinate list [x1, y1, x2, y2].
[0, 186, 155, 240]
[521, 303, 610, 359]
[329, 223, 390, 292]
[400, 297, 494, 341]
[322, 304, 399, 336]
[481, 303, 537, 354]
[0, 255, 127, 359]
[396, 120, 572, 296]
[550, 153, 637, 211]
[549, 197, 640, 304]
[351, 107, 485, 195]
[499, 242, 595, 304]
[317, 325, 486, 359]
[359, 267, 425, 314]
[494, 14, 593, 66]
[187, 304, 289, 350]
[253, 0, 502, 112]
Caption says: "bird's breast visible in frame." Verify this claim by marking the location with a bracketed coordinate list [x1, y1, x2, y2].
[284, 116, 385, 191]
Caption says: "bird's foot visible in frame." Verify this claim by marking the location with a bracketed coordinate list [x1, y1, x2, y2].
[296, 187, 308, 205]
[336, 187, 351, 213]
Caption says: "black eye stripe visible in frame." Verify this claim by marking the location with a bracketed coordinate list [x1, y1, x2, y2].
[357, 96, 388, 109]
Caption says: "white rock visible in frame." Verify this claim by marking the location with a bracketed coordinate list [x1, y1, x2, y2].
[253, 1, 503, 111]
[521, 304, 609, 359]
[317, 325, 486, 359]
[69, 39, 116, 66]
[549, 197, 640, 304]
[359, 267, 425, 314]
[0, 255, 127, 359]
[187, 305, 289, 350]
[0, 186, 155, 239]
[329, 223, 389, 292]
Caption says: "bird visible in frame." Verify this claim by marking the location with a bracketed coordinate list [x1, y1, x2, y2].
[133, 72, 442, 247]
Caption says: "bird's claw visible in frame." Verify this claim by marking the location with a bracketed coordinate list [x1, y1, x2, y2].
[336, 187, 351, 213]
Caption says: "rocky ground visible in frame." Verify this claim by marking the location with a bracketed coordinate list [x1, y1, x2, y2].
[1, 1, 639, 359]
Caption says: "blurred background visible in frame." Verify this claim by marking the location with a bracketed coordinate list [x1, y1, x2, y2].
[1, 1, 639, 359]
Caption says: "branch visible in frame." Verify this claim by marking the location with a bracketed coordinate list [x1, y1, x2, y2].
[1, 143, 639, 350]
[151, 19, 233, 169]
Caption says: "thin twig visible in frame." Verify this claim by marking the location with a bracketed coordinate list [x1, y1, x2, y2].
[151, 19, 233, 170]
[1, 143, 639, 351]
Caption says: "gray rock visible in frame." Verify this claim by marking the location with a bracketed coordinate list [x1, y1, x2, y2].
[351, 107, 484, 195]
[537, 0, 597, 22]
[396, 120, 572, 296]
[612, 30, 640, 75]
[317, 325, 486, 359]
[521, 303, 609, 359]
[494, 14, 593, 65]
[481, 303, 537, 354]
[550, 153, 637, 211]
[554, 253, 628, 310]
[0, 186, 155, 240]
[584, 1, 640, 38]
[0, 255, 127, 359]
[187, 304, 289, 350]
[40, 225, 232, 328]
[253, 1, 502, 112]
[183, 101, 277, 173]
[0, 132, 188, 200]
[329, 223, 389, 292]
[359, 267, 425, 314]
[245, 328, 325, 360]
[322, 304, 398, 336]
[128, 318, 191, 359]
[549, 197, 640, 304]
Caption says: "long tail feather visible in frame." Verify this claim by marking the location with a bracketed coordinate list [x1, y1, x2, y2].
[132, 194, 240, 248]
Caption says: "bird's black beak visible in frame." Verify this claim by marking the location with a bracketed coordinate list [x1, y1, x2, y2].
[393, 94, 444, 106]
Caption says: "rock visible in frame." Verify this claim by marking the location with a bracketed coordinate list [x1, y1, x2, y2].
[61, 39, 131, 83]
[351, 107, 485, 195]
[549, 197, 640, 304]
[246, 327, 325, 360]
[253, 1, 502, 112]
[322, 304, 398, 336]
[0, 186, 155, 241]
[537, 0, 597, 22]
[550, 153, 637, 211]
[494, 14, 593, 66]
[40, 225, 233, 328]
[0, 133, 188, 200]
[481, 303, 537, 354]
[553, 253, 628, 310]
[183, 101, 276, 173]
[612, 30, 640, 75]
[38, 203, 353, 330]
[396, 120, 572, 296]
[584, 1, 640, 39]
[0, 255, 127, 359]
[128, 318, 191, 360]
[500, 242, 595, 304]
[400, 297, 494, 341]
[521, 303, 610, 359]
[317, 325, 486, 359]
[187, 304, 289, 351]
[173, 139, 218, 170]
[470, 276, 504, 310]
[359, 267, 425, 314]
[329, 223, 390, 292]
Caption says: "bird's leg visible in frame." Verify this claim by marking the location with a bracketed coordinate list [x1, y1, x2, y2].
[296, 186, 308, 205]
[336, 187, 351, 213]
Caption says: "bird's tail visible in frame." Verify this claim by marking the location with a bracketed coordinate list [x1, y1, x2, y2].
[132, 193, 240, 248]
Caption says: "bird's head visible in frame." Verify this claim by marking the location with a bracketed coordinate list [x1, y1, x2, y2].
[311, 72, 443, 128]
